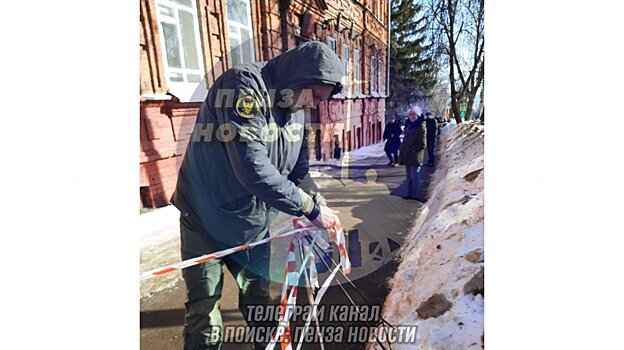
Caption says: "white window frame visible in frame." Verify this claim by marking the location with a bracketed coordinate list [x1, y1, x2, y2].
[225, 0, 256, 66]
[371, 55, 377, 93]
[326, 36, 337, 53]
[342, 44, 350, 96]
[156, 0, 205, 87]
[354, 48, 361, 95]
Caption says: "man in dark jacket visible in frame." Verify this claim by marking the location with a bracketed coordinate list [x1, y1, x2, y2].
[424, 112, 438, 166]
[170, 42, 344, 350]
[403, 115, 415, 132]
[435, 115, 448, 136]
[398, 107, 427, 201]
[383, 115, 402, 166]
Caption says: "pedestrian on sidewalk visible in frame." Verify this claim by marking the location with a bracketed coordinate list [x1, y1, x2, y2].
[404, 114, 415, 133]
[424, 112, 438, 167]
[398, 107, 427, 201]
[383, 115, 402, 166]
[435, 115, 447, 136]
[170, 42, 344, 350]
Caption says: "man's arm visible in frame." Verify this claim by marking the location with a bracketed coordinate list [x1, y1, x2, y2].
[415, 123, 427, 152]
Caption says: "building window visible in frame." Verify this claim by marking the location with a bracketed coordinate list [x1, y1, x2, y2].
[342, 44, 350, 96]
[156, 0, 205, 85]
[371, 56, 377, 93]
[354, 48, 361, 94]
[326, 36, 337, 52]
[226, 0, 256, 66]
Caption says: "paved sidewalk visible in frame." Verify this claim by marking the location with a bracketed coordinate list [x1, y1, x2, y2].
[139, 142, 434, 349]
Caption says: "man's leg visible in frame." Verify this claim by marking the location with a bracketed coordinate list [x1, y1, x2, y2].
[180, 217, 226, 350]
[405, 165, 414, 197]
[412, 165, 422, 199]
[385, 149, 394, 165]
[392, 150, 399, 164]
[427, 139, 435, 165]
[223, 236, 275, 350]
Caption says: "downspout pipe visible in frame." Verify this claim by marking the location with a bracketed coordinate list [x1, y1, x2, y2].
[386, 0, 391, 98]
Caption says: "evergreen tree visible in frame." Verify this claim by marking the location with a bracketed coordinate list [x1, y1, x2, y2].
[387, 0, 436, 117]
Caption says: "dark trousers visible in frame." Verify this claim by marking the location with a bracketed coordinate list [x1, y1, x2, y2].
[406, 165, 422, 197]
[427, 137, 436, 165]
[180, 217, 276, 350]
[386, 149, 398, 163]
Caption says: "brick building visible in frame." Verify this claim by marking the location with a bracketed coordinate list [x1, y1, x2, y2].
[140, 0, 389, 208]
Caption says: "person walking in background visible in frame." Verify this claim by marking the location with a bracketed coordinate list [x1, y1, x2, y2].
[424, 112, 438, 167]
[435, 115, 448, 136]
[383, 115, 402, 166]
[398, 107, 427, 201]
[404, 114, 415, 132]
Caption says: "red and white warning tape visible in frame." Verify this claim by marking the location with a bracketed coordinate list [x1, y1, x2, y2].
[139, 217, 352, 350]
[139, 226, 314, 281]
[266, 218, 351, 350]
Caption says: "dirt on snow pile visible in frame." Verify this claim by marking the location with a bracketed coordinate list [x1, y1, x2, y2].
[373, 122, 484, 349]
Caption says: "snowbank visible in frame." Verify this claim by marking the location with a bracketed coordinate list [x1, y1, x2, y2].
[372, 122, 484, 349]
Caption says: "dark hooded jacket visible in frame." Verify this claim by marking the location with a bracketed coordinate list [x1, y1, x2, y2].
[171, 42, 343, 248]
[383, 121, 402, 153]
[398, 116, 427, 166]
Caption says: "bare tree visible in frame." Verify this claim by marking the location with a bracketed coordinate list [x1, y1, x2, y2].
[424, 0, 484, 124]
[428, 78, 450, 117]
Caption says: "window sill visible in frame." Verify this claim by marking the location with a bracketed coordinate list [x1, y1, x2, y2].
[140, 93, 172, 101]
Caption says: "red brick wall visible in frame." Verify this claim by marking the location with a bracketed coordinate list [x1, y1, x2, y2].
[315, 98, 384, 161]
[140, 100, 200, 208]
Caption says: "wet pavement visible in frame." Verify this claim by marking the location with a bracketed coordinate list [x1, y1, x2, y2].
[140, 142, 435, 349]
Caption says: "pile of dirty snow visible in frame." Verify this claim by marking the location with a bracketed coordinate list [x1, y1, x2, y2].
[371, 122, 484, 349]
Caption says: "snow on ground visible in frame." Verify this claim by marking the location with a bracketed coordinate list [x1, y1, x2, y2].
[371, 122, 484, 350]
[139, 205, 182, 298]
[309, 141, 387, 168]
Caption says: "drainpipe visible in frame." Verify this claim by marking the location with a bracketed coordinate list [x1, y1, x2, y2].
[386, 0, 391, 98]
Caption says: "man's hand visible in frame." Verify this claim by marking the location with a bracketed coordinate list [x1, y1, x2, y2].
[310, 205, 341, 230]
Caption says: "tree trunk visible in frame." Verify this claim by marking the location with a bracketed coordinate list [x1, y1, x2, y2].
[464, 92, 476, 122]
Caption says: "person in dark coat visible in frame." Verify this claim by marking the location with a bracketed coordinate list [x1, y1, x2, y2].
[424, 112, 439, 166]
[404, 115, 415, 132]
[170, 42, 344, 350]
[398, 107, 427, 201]
[383, 116, 402, 166]
[435, 115, 448, 136]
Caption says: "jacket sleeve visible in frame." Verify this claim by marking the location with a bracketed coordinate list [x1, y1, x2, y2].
[214, 72, 313, 216]
[414, 123, 427, 152]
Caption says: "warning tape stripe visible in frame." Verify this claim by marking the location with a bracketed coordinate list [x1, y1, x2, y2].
[295, 264, 341, 350]
[139, 226, 314, 281]
[266, 232, 320, 350]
